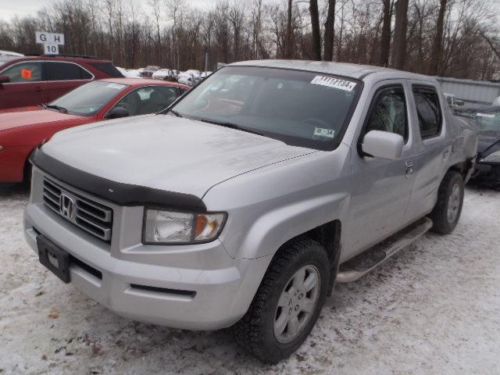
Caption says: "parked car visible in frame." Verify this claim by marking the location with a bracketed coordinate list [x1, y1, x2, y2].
[152, 69, 177, 81]
[462, 106, 500, 187]
[178, 69, 202, 86]
[24, 61, 477, 363]
[0, 78, 188, 183]
[0, 55, 124, 110]
[139, 65, 160, 78]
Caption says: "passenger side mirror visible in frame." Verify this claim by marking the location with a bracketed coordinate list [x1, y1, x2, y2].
[106, 106, 130, 119]
[361, 130, 404, 160]
[0, 76, 10, 84]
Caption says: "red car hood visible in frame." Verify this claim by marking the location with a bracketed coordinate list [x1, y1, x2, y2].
[0, 109, 89, 132]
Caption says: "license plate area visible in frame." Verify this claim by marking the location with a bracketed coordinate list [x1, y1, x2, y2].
[37, 236, 71, 283]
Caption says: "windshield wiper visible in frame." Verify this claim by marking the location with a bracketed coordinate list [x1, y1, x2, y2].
[43, 104, 68, 114]
[199, 119, 264, 137]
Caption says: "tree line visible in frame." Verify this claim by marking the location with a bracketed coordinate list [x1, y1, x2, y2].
[0, 0, 498, 80]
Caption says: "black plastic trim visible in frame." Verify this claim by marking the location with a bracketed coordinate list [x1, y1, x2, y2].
[130, 284, 196, 298]
[31, 148, 207, 212]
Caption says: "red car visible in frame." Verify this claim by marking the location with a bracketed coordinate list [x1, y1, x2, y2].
[0, 78, 189, 183]
[0, 55, 124, 110]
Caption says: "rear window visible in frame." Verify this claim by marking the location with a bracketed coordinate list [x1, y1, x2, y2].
[44, 62, 92, 81]
[90, 63, 124, 78]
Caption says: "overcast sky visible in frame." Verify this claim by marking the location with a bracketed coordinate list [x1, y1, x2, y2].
[1, 0, 499, 23]
[0, 0, 223, 21]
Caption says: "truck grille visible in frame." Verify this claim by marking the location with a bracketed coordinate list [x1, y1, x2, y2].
[42, 178, 113, 242]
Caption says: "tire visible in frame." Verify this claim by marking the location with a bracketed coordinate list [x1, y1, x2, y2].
[430, 171, 464, 235]
[233, 239, 330, 364]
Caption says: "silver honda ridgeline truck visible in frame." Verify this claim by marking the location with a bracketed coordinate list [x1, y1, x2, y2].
[25, 61, 477, 363]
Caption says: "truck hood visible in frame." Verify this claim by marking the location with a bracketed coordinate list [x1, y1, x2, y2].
[0, 109, 87, 132]
[43, 115, 315, 198]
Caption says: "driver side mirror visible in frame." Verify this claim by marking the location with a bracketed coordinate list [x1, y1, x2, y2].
[0, 76, 10, 84]
[106, 106, 129, 119]
[361, 130, 404, 160]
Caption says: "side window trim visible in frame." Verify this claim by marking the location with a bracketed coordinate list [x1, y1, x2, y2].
[412, 84, 443, 140]
[357, 83, 409, 156]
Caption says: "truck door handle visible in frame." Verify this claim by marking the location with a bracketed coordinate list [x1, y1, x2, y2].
[405, 161, 414, 177]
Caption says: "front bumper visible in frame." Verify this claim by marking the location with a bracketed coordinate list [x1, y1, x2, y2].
[24, 171, 271, 330]
[471, 161, 500, 186]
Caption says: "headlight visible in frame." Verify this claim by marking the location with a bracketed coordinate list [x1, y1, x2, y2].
[481, 151, 500, 164]
[143, 209, 227, 244]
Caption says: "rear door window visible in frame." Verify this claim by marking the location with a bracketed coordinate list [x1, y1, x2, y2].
[413, 86, 442, 139]
[44, 62, 93, 81]
[1, 62, 42, 82]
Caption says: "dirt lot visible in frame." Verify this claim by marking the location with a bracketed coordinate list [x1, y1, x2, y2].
[0, 185, 499, 375]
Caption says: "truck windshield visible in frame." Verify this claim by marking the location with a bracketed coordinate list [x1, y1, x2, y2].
[171, 66, 361, 150]
[49, 81, 128, 116]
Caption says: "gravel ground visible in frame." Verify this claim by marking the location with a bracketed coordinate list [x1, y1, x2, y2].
[0, 184, 499, 375]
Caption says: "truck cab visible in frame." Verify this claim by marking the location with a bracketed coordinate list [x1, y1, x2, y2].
[24, 60, 477, 363]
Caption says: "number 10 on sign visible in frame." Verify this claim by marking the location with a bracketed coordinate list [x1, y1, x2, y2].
[44, 44, 59, 55]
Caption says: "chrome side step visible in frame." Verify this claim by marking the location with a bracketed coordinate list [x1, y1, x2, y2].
[336, 218, 433, 283]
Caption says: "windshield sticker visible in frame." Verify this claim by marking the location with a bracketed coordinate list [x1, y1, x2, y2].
[477, 113, 495, 119]
[314, 127, 335, 139]
[106, 83, 126, 90]
[311, 76, 357, 92]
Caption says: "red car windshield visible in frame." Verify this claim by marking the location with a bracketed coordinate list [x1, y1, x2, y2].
[49, 81, 128, 117]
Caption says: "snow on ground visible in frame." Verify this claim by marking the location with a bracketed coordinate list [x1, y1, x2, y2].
[0, 185, 499, 374]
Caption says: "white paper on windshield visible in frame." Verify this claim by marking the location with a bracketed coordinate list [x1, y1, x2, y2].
[314, 127, 335, 139]
[477, 113, 495, 119]
[106, 83, 126, 90]
[311, 76, 357, 92]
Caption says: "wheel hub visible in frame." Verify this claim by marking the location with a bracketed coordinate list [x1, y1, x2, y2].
[273, 265, 321, 344]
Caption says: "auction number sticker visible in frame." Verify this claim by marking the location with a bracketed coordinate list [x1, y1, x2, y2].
[311, 75, 357, 92]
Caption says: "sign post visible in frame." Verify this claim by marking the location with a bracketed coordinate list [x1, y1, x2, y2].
[35, 32, 65, 55]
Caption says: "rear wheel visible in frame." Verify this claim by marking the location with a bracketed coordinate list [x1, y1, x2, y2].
[234, 239, 329, 364]
[430, 171, 464, 234]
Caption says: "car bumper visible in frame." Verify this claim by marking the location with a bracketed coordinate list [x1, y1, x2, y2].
[24, 202, 271, 330]
[0, 146, 31, 183]
[472, 162, 500, 186]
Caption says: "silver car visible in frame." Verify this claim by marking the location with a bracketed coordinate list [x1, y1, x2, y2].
[24, 60, 477, 363]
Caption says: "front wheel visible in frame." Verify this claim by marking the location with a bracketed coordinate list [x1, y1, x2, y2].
[430, 171, 464, 234]
[233, 239, 330, 364]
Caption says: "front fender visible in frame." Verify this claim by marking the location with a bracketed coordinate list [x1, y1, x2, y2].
[237, 192, 349, 259]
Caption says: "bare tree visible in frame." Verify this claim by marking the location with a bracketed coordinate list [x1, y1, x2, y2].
[309, 0, 321, 60]
[392, 0, 409, 69]
[285, 0, 294, 58]
[323, 0, 336, 61]
[429, 0, 448, 75]
[379, 0, 392, 66]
